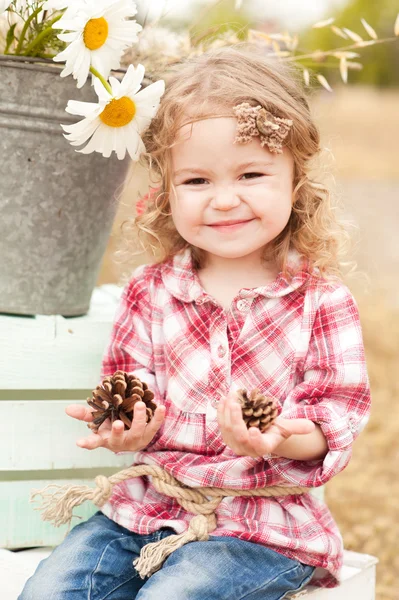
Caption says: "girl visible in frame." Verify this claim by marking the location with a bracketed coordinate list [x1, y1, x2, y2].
[20, 44, 371, 600]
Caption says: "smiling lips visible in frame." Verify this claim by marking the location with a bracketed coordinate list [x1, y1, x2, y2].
[208, 219, 254, 230]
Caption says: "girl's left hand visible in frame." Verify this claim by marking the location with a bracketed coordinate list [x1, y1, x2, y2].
[217, 391, 315, 458]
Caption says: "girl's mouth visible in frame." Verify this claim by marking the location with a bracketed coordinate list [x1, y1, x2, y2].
[208, 219, 254, 232]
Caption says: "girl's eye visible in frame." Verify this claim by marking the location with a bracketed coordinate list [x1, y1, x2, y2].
[241, 172, 264, 180]
[184, 178, 207, 185]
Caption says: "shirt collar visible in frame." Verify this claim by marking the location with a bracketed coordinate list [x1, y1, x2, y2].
[161, 247, 312, 304]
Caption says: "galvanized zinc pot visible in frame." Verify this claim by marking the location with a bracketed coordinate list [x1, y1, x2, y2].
[0, 56, 130, 316]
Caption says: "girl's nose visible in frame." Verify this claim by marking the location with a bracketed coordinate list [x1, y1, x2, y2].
[210, 188, 241, 211]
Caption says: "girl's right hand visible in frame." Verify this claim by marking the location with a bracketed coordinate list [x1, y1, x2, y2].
[65, 401, 166, 453]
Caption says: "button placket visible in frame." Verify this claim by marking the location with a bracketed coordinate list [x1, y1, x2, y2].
[217, 344, 227, 358]
[207, 311, 229, 415]
[236, 299, 249, 312]
[348, 416, 357, 433]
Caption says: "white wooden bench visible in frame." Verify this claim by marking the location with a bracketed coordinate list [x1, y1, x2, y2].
[0, 285, 378, 599]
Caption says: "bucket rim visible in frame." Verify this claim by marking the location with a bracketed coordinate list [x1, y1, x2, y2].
[0, 54, 127, 76]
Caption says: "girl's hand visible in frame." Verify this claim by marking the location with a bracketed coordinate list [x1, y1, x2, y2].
[217, 391, 315, 458]
[65, 401, 166, 453]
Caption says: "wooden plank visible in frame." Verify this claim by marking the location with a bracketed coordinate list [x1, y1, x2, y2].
[0, 285, 122, 390]
[0, 399, 323, 504]
[0, 547, 54, 599]
[0, 401, 135, 470]
[0, 549, 378, 600]
[305, 554, 378, 599]
[0, 480, 101, 548]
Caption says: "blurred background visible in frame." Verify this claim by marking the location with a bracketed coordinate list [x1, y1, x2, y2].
[96, 2, 399, 598]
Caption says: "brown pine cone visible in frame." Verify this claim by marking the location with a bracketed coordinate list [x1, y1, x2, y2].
[86, 370, 157, 432]
[236, 389, 278, 433]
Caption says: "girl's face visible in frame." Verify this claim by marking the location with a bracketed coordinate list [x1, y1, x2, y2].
[170, 117, 294, 266]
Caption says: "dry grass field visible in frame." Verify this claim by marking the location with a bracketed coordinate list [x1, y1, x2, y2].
[97, 86, 399, 599]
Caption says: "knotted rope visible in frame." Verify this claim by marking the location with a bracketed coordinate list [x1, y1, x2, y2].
[30, 464, 311, 579]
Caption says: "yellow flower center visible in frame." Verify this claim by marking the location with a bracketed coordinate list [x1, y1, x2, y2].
[83, 17, 109, 51]
[100, 97, 136, 128]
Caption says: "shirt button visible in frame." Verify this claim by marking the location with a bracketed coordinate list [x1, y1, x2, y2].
[236, 299, 249, 312]
[211, 395, 222, 408]
[217, 345, 227, 358]
[348, 417, 357, 433]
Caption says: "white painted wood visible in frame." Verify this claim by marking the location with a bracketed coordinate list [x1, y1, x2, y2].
[0, 400, 135, 470]
[0, 480, 103, 548]
[0, 547, 54, 599]
[0, 548, 377, 600]
[295, 551, 378, 599]
[0, 285, 123, 390]
[0, 397, 324, 499]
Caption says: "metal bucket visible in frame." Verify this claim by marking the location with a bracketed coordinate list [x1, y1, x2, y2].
[0, 56, 130, 316]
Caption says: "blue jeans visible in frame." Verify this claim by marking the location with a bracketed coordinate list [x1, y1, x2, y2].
[19, 511, 315, 600]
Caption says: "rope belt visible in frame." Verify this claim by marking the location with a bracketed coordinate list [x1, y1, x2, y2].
[31, 464, 312, 579]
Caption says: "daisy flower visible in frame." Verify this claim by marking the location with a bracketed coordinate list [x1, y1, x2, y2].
[52, 0, 142, 88]
[41, 0, 81, 18]
[61, 63, 165, 160]
[0, 1, 12, 13]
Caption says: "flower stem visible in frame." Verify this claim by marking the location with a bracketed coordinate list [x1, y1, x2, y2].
[22, 14, 62, 56]
[15, 6, 43, 55]
[90, 66, 113, 95]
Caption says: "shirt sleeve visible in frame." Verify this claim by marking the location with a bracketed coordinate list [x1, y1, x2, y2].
[267, 284, 371, 488]
[100, 266, 164, 449]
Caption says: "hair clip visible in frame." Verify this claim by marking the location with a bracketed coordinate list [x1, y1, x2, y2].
[233, 102, 293, 154]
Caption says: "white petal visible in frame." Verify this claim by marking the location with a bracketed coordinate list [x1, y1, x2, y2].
[63, 128, 99, 146]
[54, 37, 82, 66]
[121, 63, 145, 96]
[112, 127, 128, 160]
[94, 77, 113, 102]
[125, 122, 145, 161]
[134, 111, 156, 133]
[52, 45, 75, 63]
[76, 125, 110, 156]
[114, 132, 127, 160]
[132, 80, 165, 131]
[91, 52, 113, 81]
[57, 32, 80, 43]
[59, 62, 75, 77]
[104, 0, 138, 19]
[73, 48, 91, 88]
[62, 118, 100, 142]
[102, 128, 115, 158]
[53, 17, 87, 30]
[107, 23, 142, 39]
[109, 76, 122, 96]
[65, 100, 100, 117]
[133, 79, 165, 105]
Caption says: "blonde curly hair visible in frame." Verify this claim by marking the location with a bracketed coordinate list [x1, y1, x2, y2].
[122, 43, 352, 278]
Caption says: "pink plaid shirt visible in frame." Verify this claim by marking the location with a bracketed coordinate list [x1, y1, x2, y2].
[100, 248, 371, 588]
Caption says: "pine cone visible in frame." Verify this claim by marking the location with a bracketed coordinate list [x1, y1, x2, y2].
[236, 389, 278, 433]
[86, 370, 157, 432]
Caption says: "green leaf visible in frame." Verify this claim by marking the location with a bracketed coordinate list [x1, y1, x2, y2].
[5, 23, 17, 53]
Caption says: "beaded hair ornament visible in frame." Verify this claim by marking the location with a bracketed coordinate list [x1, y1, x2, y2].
[233, 102, 293, 154]
[136, 102, 294, 214]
